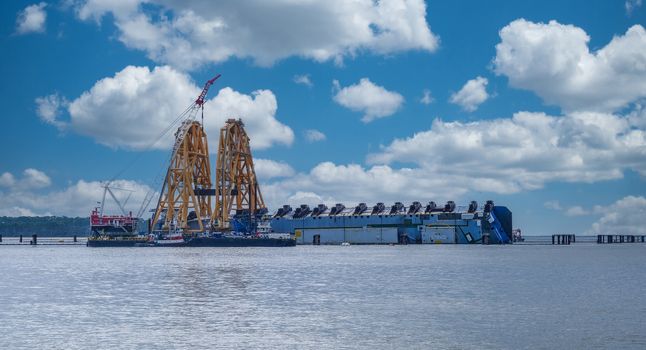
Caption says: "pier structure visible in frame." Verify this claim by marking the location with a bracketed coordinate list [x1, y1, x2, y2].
[552, 234, 575, 245]
[597, 235, 646, 244]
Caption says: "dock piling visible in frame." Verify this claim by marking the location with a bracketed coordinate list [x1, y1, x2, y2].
[552, 234, 574, 245]
[597, 234, 646, 244]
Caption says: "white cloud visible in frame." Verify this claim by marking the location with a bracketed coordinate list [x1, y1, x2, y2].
[35, 93, 68, 130]
[0, 206, 38, 217]
[449, 76, 489, 112]
[626, 0, 643, 15]
[208, 87, 295, 150]
[494, 19, 646, 113]
[21, 169, 51, 189]
[545, 201, 592, 216]
[0, 173, 16, 187]
[73, 0, 438, 70]
[0, 169, 51, 191]
[420, 89, 434, 105]
[333, 78, 404, 123]
[254, 159, 294, 181]
[293, 74, 313, 87]
[565, 206, 589, 217]
[15, 2, 47, 34]
[260, 107, 645, 207]
[304, 129, 326, 142]
[590, 196, 646, 235]
[261, 162, 470, 209]
[44, 65, 293, 151]
[0, 169, 154, 217]
[367, 111, 646, 193]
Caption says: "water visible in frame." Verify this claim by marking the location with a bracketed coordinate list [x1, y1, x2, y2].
[1, 245, 644, 349]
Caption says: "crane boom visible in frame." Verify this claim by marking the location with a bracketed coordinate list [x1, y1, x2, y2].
[195, 74, 222, 106]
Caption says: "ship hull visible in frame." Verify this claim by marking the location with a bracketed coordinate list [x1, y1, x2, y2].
[182, 236, 296, 247]
[87, 236, 295, 247]
[86, 238, 148, 247]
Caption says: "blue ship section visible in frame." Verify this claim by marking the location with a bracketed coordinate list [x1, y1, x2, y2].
[488, 206, 511, 244]
[269, 201, 512, 244]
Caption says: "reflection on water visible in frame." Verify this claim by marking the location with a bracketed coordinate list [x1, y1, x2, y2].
[1, 245, 645, 349]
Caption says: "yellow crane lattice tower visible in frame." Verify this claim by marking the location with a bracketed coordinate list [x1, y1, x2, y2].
[212, 118, 265, 229]
[151, 120, 212, 232]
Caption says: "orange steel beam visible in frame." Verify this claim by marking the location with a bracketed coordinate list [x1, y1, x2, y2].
[212, 118, 265, 229]
[151, 121, 212, 233]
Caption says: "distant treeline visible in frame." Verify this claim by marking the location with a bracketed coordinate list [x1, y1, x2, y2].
[0, 216, 89, 237]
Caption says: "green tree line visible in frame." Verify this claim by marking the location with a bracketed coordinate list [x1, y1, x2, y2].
[0, 216, 89, 237]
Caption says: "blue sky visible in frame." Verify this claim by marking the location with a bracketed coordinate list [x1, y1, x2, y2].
[1, 0, 645, 235]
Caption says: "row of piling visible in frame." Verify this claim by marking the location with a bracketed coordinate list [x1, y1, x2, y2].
[551, 234, 646, 245]
[552, 234, 575, 245]
[597, 235, 646, 244]
[0, 234, 78, 245]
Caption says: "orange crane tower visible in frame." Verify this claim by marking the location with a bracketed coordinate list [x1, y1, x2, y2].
[211, 119, 266, 230]
[150, 75, 220, 233]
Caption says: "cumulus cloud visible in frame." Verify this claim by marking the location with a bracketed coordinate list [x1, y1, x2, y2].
[544, 200, 562, 210]
[0, 207, 38, 217]
[449, 76, 489, 112]
[73, 0, 439, 70]
[21, 169, 52, 189]
[304, 129, 326, 142]
[333, 78, 404, 123]
[40, 65, 293, 151]
[590, 196, 646, 234]
[367, 111, 646, 193]
[260, 108, 645, 207]
[565, 206, 589, 217]
[420, 89, 434, 105]
[15, 2, 47, 34]
[261, 162, 471, 209]
[626, 0, 642, 15]
[0, 169, 154, 217]
[293, 74, 313, 87]
[208, 87, 295, 150]
[35, 93, 68, 130]
[0, 173, 17, 188]
[545, 200, 593, 216]
[0, 169, 51, 191]
[494, 19, 646, 113]
[254, 158, 294, 181]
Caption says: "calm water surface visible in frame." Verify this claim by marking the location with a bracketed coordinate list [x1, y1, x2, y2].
[1, 244, 645, 349]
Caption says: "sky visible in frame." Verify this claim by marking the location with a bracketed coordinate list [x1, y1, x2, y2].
[0, 0, 645, 236]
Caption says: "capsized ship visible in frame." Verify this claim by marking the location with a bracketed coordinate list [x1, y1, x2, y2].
[270, 200, 512, 245]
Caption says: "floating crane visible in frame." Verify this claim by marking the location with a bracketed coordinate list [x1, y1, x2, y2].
[150, 75, 267, 234]
[151, 75, 220, 233]
[212, 118, 266, 231]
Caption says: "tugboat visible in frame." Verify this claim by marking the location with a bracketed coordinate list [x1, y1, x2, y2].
[153, 229, 186, 247]
[149, 219, 295, 247]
